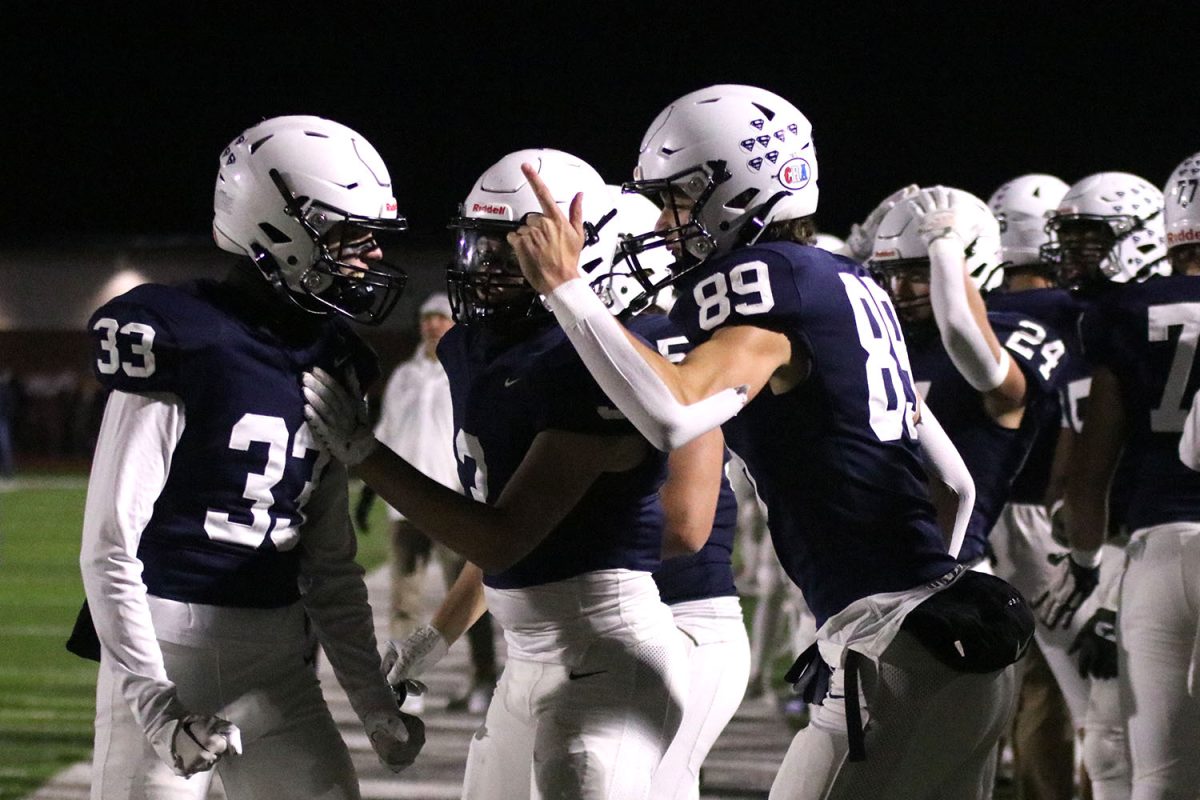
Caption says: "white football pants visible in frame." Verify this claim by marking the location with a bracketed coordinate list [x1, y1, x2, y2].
[1119, 522, 1200, 800]
[991, 502, 1133, 798]
[768, 631, 1016, 800]
[463, 570, 688, 800]
[651, 596, 751, 800]
[91, 598, 358, 800]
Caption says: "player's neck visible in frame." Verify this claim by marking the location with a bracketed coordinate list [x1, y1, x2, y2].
[221, 262, 326, 343]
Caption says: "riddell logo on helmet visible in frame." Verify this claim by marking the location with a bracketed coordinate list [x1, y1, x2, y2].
[472, 203, 509, 216]
[386, 201, 398, 213]
[1168, 229, 1200, 246]
[778, 158, 811, 190]
[874, 249, 898, 259]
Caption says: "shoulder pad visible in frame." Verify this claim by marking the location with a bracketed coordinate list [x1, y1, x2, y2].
[87, 284, 200, 392]
[990, 311, 1069, 391]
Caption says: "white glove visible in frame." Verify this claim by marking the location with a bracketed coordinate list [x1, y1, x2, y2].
[845, 184, 921, 261]
[1034, 548, 1102, 629]
[302, 367, 378, 467]
[167, 714, 242, 777]
[909, 186, 971, 248]
[364, 709, 425, 772]
[382, 624, 450, 686]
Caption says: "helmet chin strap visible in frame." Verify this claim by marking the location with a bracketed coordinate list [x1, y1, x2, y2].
[707, 190, 792, 260]
[248, 245, 328, 317]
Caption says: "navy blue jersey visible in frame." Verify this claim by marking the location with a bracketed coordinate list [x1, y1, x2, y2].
[438, 320, 668, 590]
[88, 280, 377, 608]
[1080, 275, 1200, 529]
[909, 310, 1068, 562]
[632, 313, 739, 606]
[669, 241, 959, 626]
[985, 288, 1088, 503]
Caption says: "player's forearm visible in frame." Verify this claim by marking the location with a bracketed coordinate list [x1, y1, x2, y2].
[80, 391, 188, 738]
[1063, 367, 1126, 555]
[353, 445, 539, 572]
[660, 429, 724, 558]
[298, 462, 396, 719]
[928, 238, 1010, 393]
[545, 279, 747, 450]
[916, 404, 974, 558]
[430, 562, 487, 644]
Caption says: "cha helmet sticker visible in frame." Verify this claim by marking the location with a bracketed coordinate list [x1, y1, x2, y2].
[778, 157, 811, 190]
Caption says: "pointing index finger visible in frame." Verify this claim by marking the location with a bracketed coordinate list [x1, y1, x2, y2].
[521, 163, 564, 220]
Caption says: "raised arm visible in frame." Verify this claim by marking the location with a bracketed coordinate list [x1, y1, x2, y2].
[508, 163, 790, 450]
[911, 187, 1027, 422]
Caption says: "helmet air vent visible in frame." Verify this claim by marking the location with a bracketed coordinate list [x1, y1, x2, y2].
[258, 222, 292, 244]
[751, 102, 776, 120]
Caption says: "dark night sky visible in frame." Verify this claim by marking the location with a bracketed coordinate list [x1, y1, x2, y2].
[3, 3, 1196, 248]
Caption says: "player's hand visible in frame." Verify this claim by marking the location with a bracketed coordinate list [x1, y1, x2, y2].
[169, 714, 242, 777]
[1034, 551, 1101, 629]
[909, 186, 967, 248]
[302, 367, 378, 467]
[364, 709, 425, 773]
[1069, 608, 1118, 679]
[845, 184, 920, 261]
[382, 624, 450, 686]
[508, 163, 586, 295]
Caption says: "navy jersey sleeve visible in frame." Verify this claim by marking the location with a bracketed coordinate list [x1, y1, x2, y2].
[87, 284, 187, 394]
[991, 311, 1070, 396]
[669, 245, 805, 344]
[533, 344, 642, 437]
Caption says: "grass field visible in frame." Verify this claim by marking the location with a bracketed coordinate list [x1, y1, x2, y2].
[0, 476, 391, 800]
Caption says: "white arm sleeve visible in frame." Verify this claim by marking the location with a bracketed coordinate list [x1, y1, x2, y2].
[545, 278, 748, 451]
[1180, 392, 1200, 471]
[916, 403, 974, 559]
[298, 458, 397, 722]
[928, 237, 1011, 392]
[80, 390, 188, 751]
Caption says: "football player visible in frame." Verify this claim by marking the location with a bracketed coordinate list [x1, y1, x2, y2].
[609, 189, 751, 800]
[305, 149, 724, 800]
[74, 115, 422, 800]
[1051, 163, 1199, 799]
[986, 173, 1136, 800]
[870, 185, 1071, 568]
[504, 84, 1026, 799]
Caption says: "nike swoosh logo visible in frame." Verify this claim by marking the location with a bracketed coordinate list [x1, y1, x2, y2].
[567, 669, 607, 681]
[504, 377, 521, 387]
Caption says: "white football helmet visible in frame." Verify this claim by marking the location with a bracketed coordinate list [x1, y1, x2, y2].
[620, 84, 817, 274]
[601, 187, 676, 315]
[845, 184, 921, 263]
[1164, 151, 1200, 256]
[1042, 171, 1167, 289]
[446, 148, 617, 329]
[870, 186, 1004, 293]
[212, 115, 408, 324]
[987, 174, 1069, 269]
